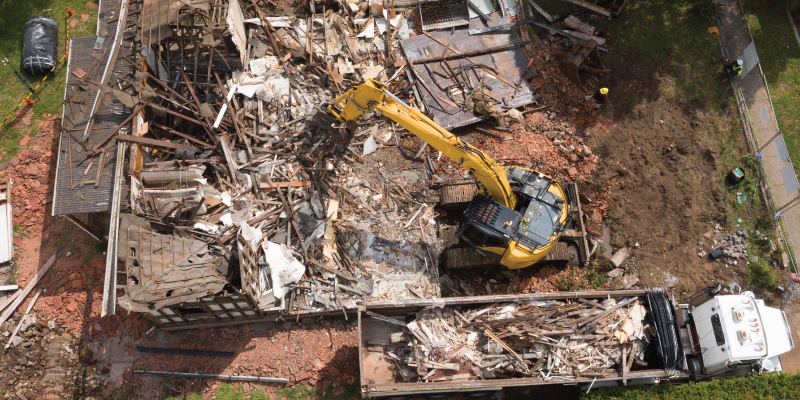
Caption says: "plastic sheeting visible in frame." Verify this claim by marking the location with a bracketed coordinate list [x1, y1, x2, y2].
[22, 16, 59, 75]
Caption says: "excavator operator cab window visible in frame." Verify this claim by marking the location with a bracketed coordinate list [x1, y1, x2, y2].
[461, 223, 507, 248]
[461, 224, 487, 246]
[485, 235, 507, 248]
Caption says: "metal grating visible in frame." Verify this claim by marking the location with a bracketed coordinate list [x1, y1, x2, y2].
[440, 182, 477, 208]
[52, 36, 118, 216]
[739, 41, 758, 78]
[467, 196, 500, 225]
[774, 135, 790, 164]
[419, 0, 470, 31]
[781, 163, 800, 196]
[760, 105, 769, 125]
[468, 0, 520, 18]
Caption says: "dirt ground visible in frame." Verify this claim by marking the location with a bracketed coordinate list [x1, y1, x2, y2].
[582, 93, 739, 299]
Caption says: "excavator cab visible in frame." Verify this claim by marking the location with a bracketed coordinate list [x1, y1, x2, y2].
[456, 165, 574, 269]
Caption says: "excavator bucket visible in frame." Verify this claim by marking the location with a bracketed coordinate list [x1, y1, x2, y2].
[309, 110, 353, 147]
[559, 39, 611, 93]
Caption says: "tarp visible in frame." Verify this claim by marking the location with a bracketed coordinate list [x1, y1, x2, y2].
[22, 16, 58, 75]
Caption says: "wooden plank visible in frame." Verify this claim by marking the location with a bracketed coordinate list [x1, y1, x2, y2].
[115, 134, 199, 151]
[484, 329, 525, 365]
[259, 181, 311, 189]
[24, 289, 42, 314]
[150, 122, 214, 149]
[621, 345, 628, 385]
[0, 290, 21, 313]
[578, 297, 634, 327]
[562, 0, 613, 16]
[0, 248, 62, 327]
[3, 288, 43, 349]
[414, 41, 529, 64]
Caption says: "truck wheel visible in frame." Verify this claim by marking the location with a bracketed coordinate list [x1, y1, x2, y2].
[687, 358, 703, 380]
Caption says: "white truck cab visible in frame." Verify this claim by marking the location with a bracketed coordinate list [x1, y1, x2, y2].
[680, 287, 794, 378]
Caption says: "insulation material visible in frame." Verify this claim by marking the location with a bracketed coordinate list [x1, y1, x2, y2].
[227, 0, 248, 67]
[264, 241, 306, 298]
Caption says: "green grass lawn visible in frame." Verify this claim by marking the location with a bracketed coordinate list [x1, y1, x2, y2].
[741, 0, 800, 173]
[0, 0, 98, 161]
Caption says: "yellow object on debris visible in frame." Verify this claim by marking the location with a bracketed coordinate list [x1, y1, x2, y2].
[466, 86, 507, 127]
[708, 27, 720, 35]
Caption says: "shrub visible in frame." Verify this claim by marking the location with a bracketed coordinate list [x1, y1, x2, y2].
[686, 0, 724, 21]
[582, 372, 800, 400]
[747, 258, 778, 288]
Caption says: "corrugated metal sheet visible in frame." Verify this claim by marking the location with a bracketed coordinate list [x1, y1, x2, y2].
[739, 41, 758, 78]
[52, 36, 118, 215]
[781, 162, 800, 196]
[400, 14, 539, 129]
[775, 134, 790, 164]
[141, 0, 181, 46]
[53, 3, 136, 216]
[98, 0, 123, 37]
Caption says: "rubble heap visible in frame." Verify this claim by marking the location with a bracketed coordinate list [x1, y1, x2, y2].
[698, 225, 761, 265]
[379, 297, 649, 382]
[101, 0, 452, 322]
[50, 0, 609, 326]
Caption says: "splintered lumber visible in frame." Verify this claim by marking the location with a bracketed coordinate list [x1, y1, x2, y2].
[484, 329, 525, 365]
[115, 134, 200, 151]
[579, 297, 634, 327]
[79, 105, 145, 164]
[621, 345, 627, 385]
[381, 296, 650, 383]
[259, 181, 312, 189]
[0, 248, 62, 326]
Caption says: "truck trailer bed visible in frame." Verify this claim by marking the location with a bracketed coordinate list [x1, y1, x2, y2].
[358, 290, 686, 398]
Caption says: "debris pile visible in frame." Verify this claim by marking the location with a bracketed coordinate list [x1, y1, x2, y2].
[698, 226, 758, 265]
[48, 0, 612, 326]
[99, 0, 458, 320]
[0, 114, 59, 237]
[375, 297, 650, 382]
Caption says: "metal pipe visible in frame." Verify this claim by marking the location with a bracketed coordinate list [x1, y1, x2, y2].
[134, 370, 289, 384]
[135, 347, 235, 357]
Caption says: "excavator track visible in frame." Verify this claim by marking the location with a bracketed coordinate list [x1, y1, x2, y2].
[445, 242, 571, 269]
[439, 182, 477, 209]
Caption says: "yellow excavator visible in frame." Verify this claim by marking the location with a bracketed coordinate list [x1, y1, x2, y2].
[328, 79, 575, 269]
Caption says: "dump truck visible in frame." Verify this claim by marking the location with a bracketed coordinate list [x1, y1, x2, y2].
[357, 286, 794, 398]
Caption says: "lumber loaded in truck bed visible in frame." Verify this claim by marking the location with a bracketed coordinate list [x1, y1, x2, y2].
[357, 287, 794, 398]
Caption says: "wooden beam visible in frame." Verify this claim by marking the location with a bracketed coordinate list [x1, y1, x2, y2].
[484, 329, 526, 365]
[115, 134, 199, 151]
[0, 249, 62, 326]
[150, 122, 214, 149]
[259, 181, 311, 189]
[0, 290, 21, 313]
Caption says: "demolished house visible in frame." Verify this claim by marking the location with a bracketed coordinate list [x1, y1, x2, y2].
[50, 0, 595, 329]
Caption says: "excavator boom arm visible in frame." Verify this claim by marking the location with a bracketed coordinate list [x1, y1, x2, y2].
[328, 79, 516, 209]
